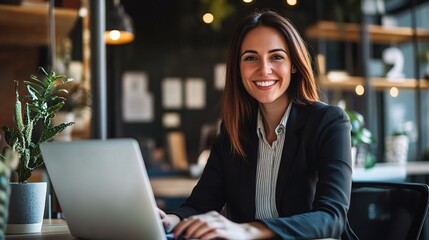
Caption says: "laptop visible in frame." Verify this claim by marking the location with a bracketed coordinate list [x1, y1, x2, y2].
[41, 138, 170, 240]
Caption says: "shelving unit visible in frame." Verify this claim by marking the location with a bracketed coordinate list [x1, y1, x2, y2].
[306, 21, 429, 43]
[0, 5, 78, 46]
[319, 75, 429, 90]
[306, 21, 429, 91]
[305, 0, 429, 168]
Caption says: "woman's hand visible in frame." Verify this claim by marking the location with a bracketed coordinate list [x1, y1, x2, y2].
[158, 208, 180, 233]
[172, 211, 275, 240]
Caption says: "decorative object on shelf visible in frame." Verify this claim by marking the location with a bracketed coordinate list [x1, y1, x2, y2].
[0, 148, 18, 238]
[326, 70, 350, 82]
[346, 110, 376, 169]
[0, 67, 74, 234]
[382, 47, 405, 81]
[385, 131, 409, 165]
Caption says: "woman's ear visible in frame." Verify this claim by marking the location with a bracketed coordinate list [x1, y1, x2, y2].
[291, 65, 297, 73]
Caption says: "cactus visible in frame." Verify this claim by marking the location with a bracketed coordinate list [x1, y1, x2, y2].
[1, 67, 74, 183]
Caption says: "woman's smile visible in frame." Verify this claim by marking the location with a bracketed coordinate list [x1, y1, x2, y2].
[254, 80, 278, 88]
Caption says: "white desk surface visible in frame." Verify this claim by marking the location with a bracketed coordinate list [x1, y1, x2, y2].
[353, 161, 429, 182]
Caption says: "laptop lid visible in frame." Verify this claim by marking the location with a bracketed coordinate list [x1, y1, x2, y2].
[41, 139, 167, 240]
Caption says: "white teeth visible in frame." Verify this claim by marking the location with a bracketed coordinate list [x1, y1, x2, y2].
[255, 81, 275, 87]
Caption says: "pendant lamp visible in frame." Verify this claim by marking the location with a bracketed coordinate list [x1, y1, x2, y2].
[105, 0, 134, 45]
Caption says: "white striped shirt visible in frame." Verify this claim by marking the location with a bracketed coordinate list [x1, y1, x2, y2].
[255, 102, 292, 219]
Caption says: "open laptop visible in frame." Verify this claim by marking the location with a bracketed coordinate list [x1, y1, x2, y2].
[40, 138, 171, 240]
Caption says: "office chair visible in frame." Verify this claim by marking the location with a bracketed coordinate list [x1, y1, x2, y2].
[348, 181, 429, 240]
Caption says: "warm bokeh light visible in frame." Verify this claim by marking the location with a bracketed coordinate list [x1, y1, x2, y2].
[286, 0, 297, 6]
[78, 7, 88, 17]
[355, 85, 365, 95]
[104, 30, 135, 45]
[390, 87, 399, 97]
[202, 13, 214, 24]
[108, 30, 121, 41]
[242, 0, 253, 3]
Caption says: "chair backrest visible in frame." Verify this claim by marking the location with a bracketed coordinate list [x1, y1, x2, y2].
[348, 181, 429, 240]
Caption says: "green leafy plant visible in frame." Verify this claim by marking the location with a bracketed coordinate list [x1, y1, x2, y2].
[1, 67, 74, 183]
[346, 110, 376, 169]
[346, 110, 375, 147]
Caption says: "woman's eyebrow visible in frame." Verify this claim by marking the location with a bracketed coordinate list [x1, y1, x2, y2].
[269, 48, 288, 54]
[241, 50, 257, 57]
[241, 49, 288, 57]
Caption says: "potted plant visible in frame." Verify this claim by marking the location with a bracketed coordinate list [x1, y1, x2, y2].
[346, 110, 376, 169]
[0, 67, 74, 234]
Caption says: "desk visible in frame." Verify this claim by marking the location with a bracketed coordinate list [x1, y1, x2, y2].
[353, 162, 429, 182]
[150, 177, 199, 210]
[150, 177, 198, 198]
[5, 219, 73, 240]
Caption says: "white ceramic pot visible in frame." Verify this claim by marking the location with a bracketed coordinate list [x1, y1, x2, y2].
[6, 182, 47, 234]
[385, 135, 409, 164]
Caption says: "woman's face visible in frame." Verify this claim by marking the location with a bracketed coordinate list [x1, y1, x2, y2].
[240, 26, 292, 105]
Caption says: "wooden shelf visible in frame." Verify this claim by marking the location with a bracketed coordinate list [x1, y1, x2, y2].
[318, 74, 429, 90]
[0, 5, 78, 46]
[306, 21, 429, 43]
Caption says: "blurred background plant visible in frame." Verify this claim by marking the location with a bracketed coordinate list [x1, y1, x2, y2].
[346, 110, 377, 169]
[54, 37, 91, 113]
[55, 81, 91, 112]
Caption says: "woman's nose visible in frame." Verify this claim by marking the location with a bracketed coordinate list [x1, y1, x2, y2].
[258, 60, 272, 75]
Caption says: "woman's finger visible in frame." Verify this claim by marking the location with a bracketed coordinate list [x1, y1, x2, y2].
[173, 217, 197, 237]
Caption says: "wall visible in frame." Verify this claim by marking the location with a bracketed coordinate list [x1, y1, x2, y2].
[0, 47, 42, 148]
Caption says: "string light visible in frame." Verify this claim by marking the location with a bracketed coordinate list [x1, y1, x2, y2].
[286, 0, 297, 6]
[355, 85, 365, 95]
[202, 13, 214, 24]
[390, 87, 399, 97]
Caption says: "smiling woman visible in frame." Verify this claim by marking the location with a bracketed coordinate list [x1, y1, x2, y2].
[239, 26, 292, 108]
[158, 9, 358, 240]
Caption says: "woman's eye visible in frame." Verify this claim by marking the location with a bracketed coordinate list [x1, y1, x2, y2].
[243, 55, 257, 61]
[271, 55, 284, 60]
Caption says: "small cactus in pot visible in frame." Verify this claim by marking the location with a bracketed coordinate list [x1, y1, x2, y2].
[1, 67, 75, 183]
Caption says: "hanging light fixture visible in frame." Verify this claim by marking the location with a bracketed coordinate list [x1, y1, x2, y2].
[105, 0, 135, 45]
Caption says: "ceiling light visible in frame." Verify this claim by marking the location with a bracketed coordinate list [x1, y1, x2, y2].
[105, 0, 135, 45]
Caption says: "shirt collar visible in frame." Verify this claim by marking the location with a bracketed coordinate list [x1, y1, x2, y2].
[257, 102, 293, 137]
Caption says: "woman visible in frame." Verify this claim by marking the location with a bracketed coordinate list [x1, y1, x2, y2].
[160, 10, 357, 240]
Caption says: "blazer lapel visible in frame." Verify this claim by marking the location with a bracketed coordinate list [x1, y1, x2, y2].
[239, 123, 259, 220]
[275, 104, 307, 207]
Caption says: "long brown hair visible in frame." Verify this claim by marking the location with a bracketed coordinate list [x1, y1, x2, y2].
[221, 10, 319, 157]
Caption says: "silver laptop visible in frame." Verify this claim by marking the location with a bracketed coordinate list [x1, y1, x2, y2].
[41, 138, 168, 240]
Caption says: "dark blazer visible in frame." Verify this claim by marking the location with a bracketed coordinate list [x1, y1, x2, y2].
[170, 102, 358, 239]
